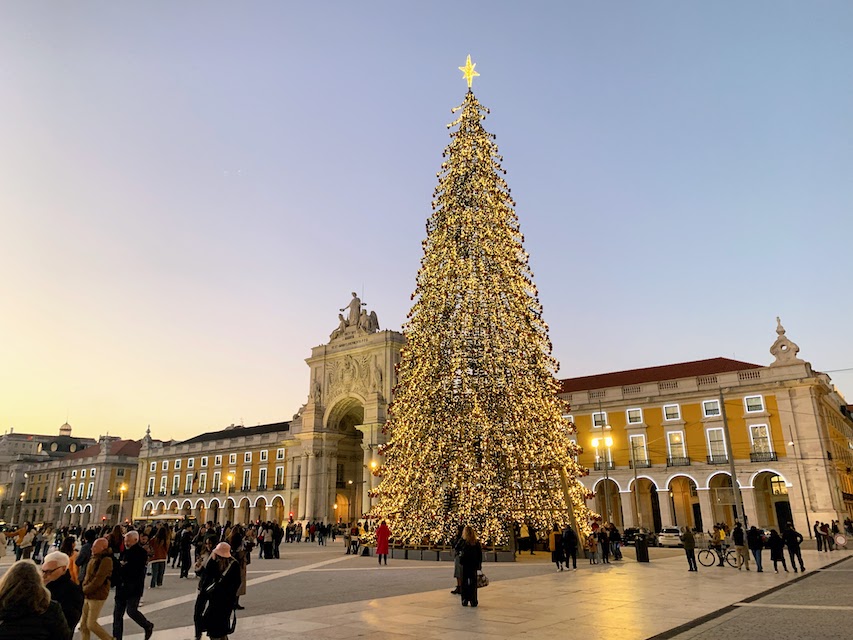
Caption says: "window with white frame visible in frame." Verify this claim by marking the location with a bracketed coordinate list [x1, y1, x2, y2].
[750, 424, 772, 453]
[185, 473, 193, 492]
[706, 428, 726, 458]
[116, 468, 124, 477]
[175, 459, 181, 470]
[563, 414, 574, 427]
[86, 482, 94, 499]
[244, 452, 252, 463]
[150, 462, 156, 472]
[745, 396, 765, 413]
[162, 460, 168, 471]
[90, 468, 96, 477]
[147, 477, 155, 494]
[159, 476, 167, 493]
[172, 475, 180, 493]
[629, 434, 647, 461]
[276, 448, 285, 460]
[242, 469, 251, 488]
[200, 456, 208, 467]
[81, 469, 86, 479]
[198, 472, 207, 492]
[258, 468, 267, 488]
[260, 450, 268, 462]
[212, 471, 220, 491]
[667, 431, 686, 459]
[229, 453, 237, 465]
[68, 483, 75, 500]
[187, 458, 195, 469]
[627, 408, 643, 424]
[274, 466, 284, 487]
[592, 412, 608, 428]
[663, 404, 681, 420]
[703, 399, 721, 417]
[214, 455, 222, 466]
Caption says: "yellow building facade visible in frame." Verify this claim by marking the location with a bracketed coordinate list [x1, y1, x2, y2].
[564, 321, 853, 534]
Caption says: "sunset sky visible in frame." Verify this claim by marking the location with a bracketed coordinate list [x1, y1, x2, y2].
[2, 2, 852, 442]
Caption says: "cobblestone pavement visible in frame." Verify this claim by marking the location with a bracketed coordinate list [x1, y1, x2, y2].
[2, 542, 849, 638]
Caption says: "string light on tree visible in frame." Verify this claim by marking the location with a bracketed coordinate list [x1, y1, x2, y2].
[371, 56, 593, 546]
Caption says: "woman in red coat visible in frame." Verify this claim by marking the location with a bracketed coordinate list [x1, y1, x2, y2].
[375, 521, 391, 566]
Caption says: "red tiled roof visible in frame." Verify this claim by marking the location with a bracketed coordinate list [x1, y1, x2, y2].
[559, 357, 762, 394]
[63, 439, 142, 461]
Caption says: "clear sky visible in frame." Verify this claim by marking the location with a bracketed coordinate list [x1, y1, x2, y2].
[2, 2, 852, 442]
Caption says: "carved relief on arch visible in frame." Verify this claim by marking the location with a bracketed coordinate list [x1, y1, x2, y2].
[325, 354, 372, 401]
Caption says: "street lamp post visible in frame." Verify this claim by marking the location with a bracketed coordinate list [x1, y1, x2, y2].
[225, 474, 234, 521]
[119, 483, 128, 524]
[592, 435, 613, 524]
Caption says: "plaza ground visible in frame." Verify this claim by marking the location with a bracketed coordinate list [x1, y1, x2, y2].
[1, 541, 849, 639]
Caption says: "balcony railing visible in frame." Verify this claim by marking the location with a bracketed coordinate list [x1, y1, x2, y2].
[241, 485, 251, 492]
[593, 461, 615, 471]
[183, 490, 193, 495]
[273, 483, 285, 490]
[171, 490, 179, 495]
[256, 484, 267, 491]
[210, 488, 220, 494]
[292, 482, 300, 489]
[707, 455, 729, 465]
[629, 459, 652, 469]
[158, 490, 167, 496]
[145, 491, 155, 497]
[667, 456, 691, 467]
[750, 451, 778, 463]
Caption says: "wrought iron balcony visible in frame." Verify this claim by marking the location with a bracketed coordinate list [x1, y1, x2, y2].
[241, 485, 251, 492]
[210, 488, 220, 494]
[256, 484, 267, 491]
[273, 484, 285, 490]
[145, 491, 155, 497]
[629, 459, 652, 469]
[707, 455, 729, 465]
[593, 461, 615, 471]
[158, 490, 167, 496]
[667, 456, 691, 467]
[291, 482, 300, 489]
[750, 451, 778, 463]
[171, 490, 179, 495]
[183, 490, 193, 495]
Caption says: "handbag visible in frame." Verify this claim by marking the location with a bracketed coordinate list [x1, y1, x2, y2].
[476, 571, 489, 588]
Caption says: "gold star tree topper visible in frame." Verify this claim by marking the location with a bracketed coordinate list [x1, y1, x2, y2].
[458, 54, 480, 88]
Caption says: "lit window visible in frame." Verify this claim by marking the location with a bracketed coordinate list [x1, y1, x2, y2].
[750, 424, 772, 453]
[667, 431, 686, 459]
[770, 475, 788, 495]
[592, 412, 608, 428]
[229, 453, 237, 465]
[629, 434, 647, 461]
[626, 408, 643, 424]
[702, 400, 721, 417]
[664, 404, 680, 421]
[214, 455, 222, 466]
[745, 396, 764, 412]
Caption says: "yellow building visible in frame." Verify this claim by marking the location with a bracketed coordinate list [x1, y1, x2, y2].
[562, 321, 853, 534]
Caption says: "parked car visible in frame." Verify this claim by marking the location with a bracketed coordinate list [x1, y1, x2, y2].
[657, 527, 682, 547]
[622, 527, 658, 546]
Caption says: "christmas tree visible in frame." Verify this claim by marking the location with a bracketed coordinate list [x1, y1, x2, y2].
[371, 57, 592, 546]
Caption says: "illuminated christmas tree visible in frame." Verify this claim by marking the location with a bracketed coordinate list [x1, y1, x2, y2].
[372, 57, 592, 546]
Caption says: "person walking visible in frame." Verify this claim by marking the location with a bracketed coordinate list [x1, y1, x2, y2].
[680, 527, 697, 571]
[598, 527, 611, 564]
[80, 537, 114, 640]
[609, 524, 623, 560]
[561, 524, 578, 570]
[732, 522, 750, 571]
[458, 526, 483, 607]
[519, 521, 531, 555]
[59, 536, 80, 584]
[193, 538, 216, 640]
[0, 559, 71, 640]
[41, 551, 84, 632]
[149, 526, 169, 588]
[76, 529, 98, 582]
[747, 526, 764, 572]
[783, 522, 806, 573]
[112, 530, 154, 640]
[586, 531, 598, 564]
[198, 542, 242, 640]
[767, 529, 788, 573]
[375, 520, 391, 566]
[180, 523, 195, 578]
[813, 520, 823, 552]
[20, 524, 36, 560]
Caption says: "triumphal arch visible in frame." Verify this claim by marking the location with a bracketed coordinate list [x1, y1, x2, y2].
[287, 293, 404, 524]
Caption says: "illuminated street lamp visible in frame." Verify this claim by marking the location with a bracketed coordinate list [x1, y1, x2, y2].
[225, 474, 234, 519]
[119, 483, 128, 524]
[592, 435, 614, 523]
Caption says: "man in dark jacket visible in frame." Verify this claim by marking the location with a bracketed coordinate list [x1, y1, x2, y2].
[783, 522, 806, 573]
[75, 529, 98, 583]
[746, 526, 764, 572]
[113, 530, 154, 640]
[732, 522, 750, 570]
[561, 524, 578, 570]
[42, 550, 84, 631]
[179, 524, 194, 578]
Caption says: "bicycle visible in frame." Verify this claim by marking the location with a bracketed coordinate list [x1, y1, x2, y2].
[697, 543, 742, 568]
